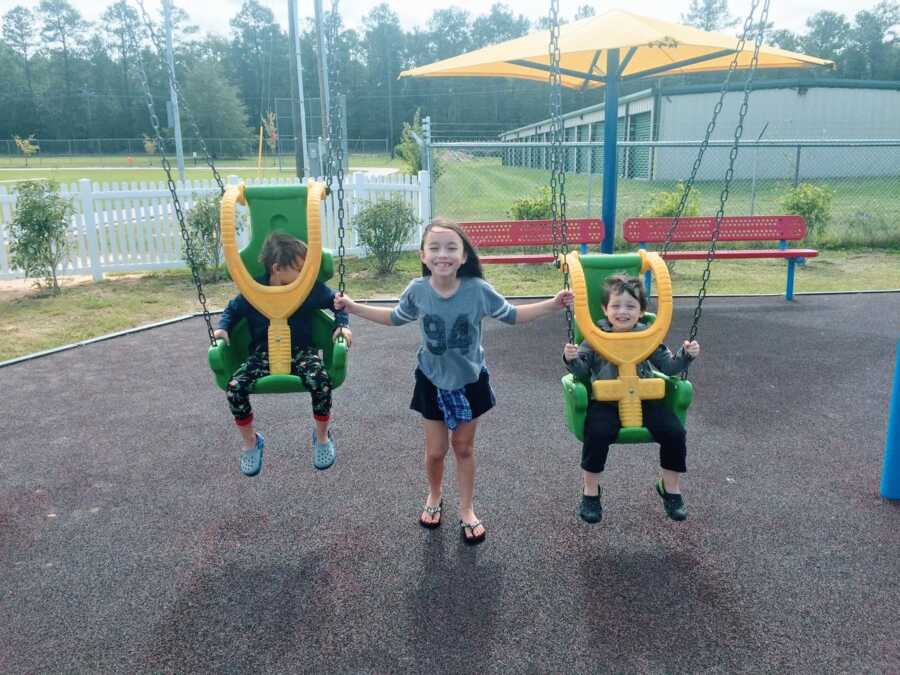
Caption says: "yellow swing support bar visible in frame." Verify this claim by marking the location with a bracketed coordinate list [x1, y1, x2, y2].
[219, 181, 325, 375]
[564, 249, 674, 427]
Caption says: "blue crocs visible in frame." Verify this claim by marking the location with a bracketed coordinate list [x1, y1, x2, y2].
[312, 428, 336, 470]
[239, 432, 265, 477]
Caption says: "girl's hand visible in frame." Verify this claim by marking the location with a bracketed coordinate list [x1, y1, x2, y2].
[555, 289, 575, 309]
[333, 327, 353, 347]
[683, 340, 700, 359]
[213, 328, 230, 346]
[563, 343, 579, 362]
[333, 293, 354, 313]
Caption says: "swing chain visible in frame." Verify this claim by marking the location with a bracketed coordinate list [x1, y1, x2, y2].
[128, 21, 216, 346]
[660, 0, 762, 260]
[548, 0, 573, 343]
[135, 0, 225, 197]
[687, 0, 771, 345]
[325, 2, 347, 295]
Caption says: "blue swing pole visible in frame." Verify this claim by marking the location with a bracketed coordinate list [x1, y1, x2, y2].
[880, 338, 900, 500]
[600, 49, 619, 254]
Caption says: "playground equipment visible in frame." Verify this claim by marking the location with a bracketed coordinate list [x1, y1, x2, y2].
[881, 339, 900, 499]
[207, 182, 348, 393]
[546, 0, 771, 441]
[128, 0, 350, 395]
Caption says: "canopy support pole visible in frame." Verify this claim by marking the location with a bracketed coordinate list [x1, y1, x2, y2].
[601, 48, 619, 254]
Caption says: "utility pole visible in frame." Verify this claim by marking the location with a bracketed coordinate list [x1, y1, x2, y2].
[314, 0, 331, 142]
[163, 0, 185, 181]
[384, 36, 395, 158]
[287, 0, 310, 178]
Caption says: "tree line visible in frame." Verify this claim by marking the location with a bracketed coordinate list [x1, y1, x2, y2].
[1, 0, 898, 153]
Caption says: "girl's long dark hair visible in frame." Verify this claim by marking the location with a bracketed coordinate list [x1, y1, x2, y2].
[420, 217, 484, 279]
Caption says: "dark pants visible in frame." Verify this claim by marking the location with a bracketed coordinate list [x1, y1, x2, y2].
[226, 348, 332, 423]
[582, 400, 687, 473]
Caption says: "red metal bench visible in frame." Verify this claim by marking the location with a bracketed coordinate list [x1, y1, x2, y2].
[459, 218, 604, 264]
[622, 215, 818, 300]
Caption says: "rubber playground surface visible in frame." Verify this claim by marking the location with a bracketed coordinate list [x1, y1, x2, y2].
[3, 292, 899, 673]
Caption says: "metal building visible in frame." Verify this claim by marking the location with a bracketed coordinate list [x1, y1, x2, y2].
[498, 78, 900, 180]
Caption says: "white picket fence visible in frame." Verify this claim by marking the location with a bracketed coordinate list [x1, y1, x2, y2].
[0, 170, 430, 280]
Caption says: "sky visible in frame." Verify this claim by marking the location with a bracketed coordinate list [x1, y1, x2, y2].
[0, 0, 880, 41]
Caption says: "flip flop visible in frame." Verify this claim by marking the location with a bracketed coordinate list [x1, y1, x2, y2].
[419, 498, 443, 529]
[459, 518, 486, 545]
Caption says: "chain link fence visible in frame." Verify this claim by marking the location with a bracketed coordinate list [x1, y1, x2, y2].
[0, 137, 390, 166]
[428, 140, 900, 248]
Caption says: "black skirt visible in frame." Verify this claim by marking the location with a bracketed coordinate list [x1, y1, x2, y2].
[410, 368, 496, 422]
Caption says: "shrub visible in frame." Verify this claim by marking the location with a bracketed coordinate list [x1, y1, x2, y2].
[509, 186, 554, 220]
[9, 180, 72, 294]
[781, 183, 833, 242]
[355, 196, 419, 274]
[642, 182, 700, 217]
[185, 194, 229, 282]
[395, 109, 443, 183]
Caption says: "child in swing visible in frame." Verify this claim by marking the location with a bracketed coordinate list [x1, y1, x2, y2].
[563, 274, 699, 524]
[334, 218, 573, 545]
[214, 232, 352, 477]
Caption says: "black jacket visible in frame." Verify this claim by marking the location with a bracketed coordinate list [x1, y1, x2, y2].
[218, 275, 349, 353]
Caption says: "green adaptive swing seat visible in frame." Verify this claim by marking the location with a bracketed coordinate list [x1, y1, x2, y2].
[561, 253, 693, 444]
[208, 184, 348, 394]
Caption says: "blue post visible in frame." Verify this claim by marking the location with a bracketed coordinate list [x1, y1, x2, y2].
[641, 244, 652, 296]
[780, 240, 795, 300]
[785, 258, 795, 300]
[600, 49, 620, 255]
[880, 339, 900, 500]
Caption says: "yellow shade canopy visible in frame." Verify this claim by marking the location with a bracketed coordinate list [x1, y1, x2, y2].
[400, 9, 832, 88]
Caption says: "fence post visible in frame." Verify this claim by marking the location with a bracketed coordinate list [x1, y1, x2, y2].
[418, 170, 431, 231]
[880, 339, 900, 500]
[79, 178, 103, 281]
[793, 145, 801, 187]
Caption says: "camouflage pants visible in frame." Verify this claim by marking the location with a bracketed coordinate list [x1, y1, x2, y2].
[227, 348, 332, 422]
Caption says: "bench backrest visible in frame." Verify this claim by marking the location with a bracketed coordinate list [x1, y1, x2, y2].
[622, 215, 806, 244]
[460, 218, 604, 248]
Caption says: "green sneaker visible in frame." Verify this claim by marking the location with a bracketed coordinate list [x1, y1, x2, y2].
[579, 489, 602, 523]
[655, 479, 687, 521]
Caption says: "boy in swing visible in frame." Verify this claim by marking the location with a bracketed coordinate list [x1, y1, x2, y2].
[563, 274, 699, 524]
[214, 232, 351, 477]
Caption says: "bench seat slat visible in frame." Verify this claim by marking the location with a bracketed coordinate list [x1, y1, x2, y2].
[623, 215, 807, 243]
[480, 253, 558, 264]
[661, 248, 818, 260]
[459, 218, 604, 265]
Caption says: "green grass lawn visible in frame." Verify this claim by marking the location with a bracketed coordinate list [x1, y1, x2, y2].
[2, 249, 899, 363]
[0, 153, 404, 185]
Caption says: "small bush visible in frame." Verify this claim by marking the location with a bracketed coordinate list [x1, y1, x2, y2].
[781, 183, 833, 242]
[184, 194, 230, 282]
[642, 182, 700, 217]
[355, 196, 419, 275]
[509, 186, 554, 220]
[9, 180, 73, 294]
[395, 109, 443, 183]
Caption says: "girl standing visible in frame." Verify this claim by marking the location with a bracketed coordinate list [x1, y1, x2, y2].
[335, 218, 572, 544]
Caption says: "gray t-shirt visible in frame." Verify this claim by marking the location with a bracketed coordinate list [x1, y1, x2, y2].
[390, 276, 518, 390]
